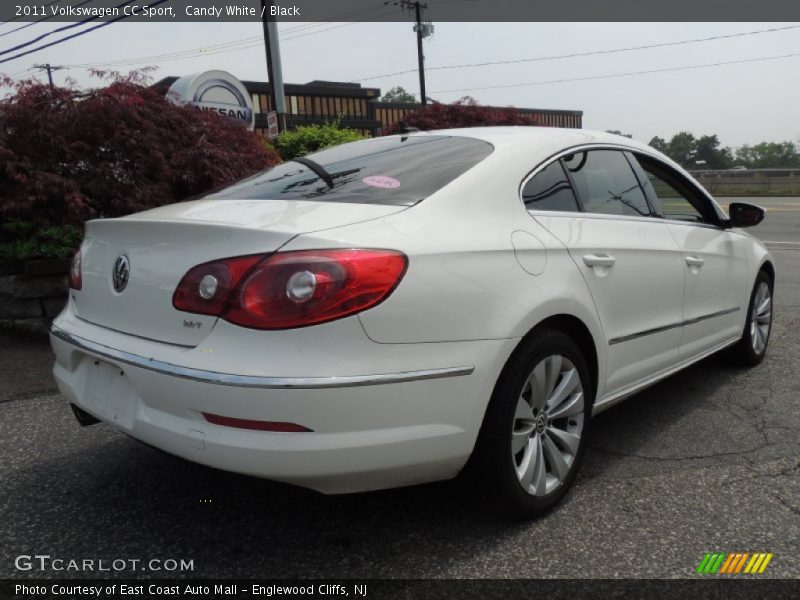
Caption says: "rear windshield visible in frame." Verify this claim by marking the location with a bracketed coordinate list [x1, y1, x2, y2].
[206, 135, 494, 206]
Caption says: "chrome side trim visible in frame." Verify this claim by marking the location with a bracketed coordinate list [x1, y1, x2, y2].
[608, 307, 740, 345]
[608, 321, 683, 345]
[50, 327, 475, 389]
[682, 306, 740, 326]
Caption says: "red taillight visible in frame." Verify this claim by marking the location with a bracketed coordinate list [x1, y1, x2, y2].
[224, 249, 407, 330]
[69, 249, 82, 290]
[172, 249, 408, 330]
[172, 254, 263, 315]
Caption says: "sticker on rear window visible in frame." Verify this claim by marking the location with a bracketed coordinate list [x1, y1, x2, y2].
[363, 175, 400, 189]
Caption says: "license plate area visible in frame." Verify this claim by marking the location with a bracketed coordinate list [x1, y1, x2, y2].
[85, 358, 138, 429]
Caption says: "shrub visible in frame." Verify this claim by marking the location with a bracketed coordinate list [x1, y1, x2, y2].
[274, 121, 364, 160]
[0, 221, 82, 260]
[0, 70, 281, 260]
[381, 96, 540, 134]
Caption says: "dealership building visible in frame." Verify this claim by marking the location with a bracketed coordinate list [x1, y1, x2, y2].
[156, 75, 583, 137]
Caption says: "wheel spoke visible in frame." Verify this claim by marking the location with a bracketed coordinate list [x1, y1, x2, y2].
[543, 355, 562, 399]
[542, 434, 571, 481]
[530, 361, 548, 411]
[548, 391, 584, 420]
[753, 323, 765, 352]
[756, 311, 771, 325]
[756, 296, 771, 316]
[514, 396, 533, 421]
[531, 436, 547, 495]
[547, 367, 579, 411]
[512, 426, 534, 455]
[546, 425, 581, 456]
[517, 438, 537, 489]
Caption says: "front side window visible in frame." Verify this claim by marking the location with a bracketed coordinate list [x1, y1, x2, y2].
[521, 160, 580, 212]
[563, 150, 652, 217]
[205, 135, 494, 207]
[632, 155, 711, 223]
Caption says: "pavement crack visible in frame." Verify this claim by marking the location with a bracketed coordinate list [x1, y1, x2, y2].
[771, 493, 800, 517]
[586, 444, 772, 462]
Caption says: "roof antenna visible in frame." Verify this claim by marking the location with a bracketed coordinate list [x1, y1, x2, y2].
[398, 121, 420, 134]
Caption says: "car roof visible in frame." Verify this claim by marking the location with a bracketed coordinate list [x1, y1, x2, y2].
[414, 126, 654, 154]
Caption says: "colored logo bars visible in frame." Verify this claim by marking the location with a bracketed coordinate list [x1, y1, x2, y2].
[696, 552, 774, 574]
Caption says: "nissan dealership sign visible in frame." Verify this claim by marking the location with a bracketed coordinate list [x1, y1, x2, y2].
[166, 70, 254, 131]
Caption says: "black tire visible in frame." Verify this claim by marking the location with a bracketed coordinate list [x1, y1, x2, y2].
[725, 270, 774, 366]
[473, 327, 593, 519]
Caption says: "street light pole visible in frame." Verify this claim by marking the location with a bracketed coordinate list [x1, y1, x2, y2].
[400, 1, 429, 106]
[413, 2, 426, 106]
[260, 0, 287, 131]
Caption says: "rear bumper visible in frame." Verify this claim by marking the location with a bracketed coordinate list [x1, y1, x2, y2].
[50, 316, 517, 493]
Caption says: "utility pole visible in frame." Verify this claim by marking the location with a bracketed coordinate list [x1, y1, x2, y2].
[259, 0, 287, 132]
[400, 1, 430, 106]
[33, 63, 64, 89]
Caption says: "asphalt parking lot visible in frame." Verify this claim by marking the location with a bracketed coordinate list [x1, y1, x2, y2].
[1, 197, 798, 580]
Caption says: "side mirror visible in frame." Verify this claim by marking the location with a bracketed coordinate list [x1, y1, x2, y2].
[728, 202, 765, 228]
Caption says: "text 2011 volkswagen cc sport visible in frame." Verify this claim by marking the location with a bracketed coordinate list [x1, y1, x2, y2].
[51, 128, 774, 517]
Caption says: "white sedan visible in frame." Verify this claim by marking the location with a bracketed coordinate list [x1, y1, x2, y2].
[51, 127, 774, 517]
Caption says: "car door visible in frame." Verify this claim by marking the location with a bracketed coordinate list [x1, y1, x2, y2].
[525, 149, 685, 396]
[629, 154, 750, 359]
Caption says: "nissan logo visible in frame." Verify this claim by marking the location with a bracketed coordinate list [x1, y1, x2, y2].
[112, 255, 130, 293]
[166, 71, 255, 131]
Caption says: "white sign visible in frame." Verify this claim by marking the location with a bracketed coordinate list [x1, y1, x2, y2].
[166, 70, 255, 131]
[266, 111, 279, 140]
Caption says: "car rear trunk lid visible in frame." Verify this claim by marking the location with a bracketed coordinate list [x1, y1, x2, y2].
[73, 199, 406, 346]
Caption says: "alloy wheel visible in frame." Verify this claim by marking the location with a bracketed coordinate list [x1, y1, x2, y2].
[750, 281, 772, 355]
[512, 354, 585, 496]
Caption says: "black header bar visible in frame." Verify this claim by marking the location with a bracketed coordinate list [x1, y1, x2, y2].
[3, 0, 800, 23]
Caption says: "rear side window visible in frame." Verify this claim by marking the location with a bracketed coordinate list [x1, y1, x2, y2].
[563, 150, 652, 217]
[206, 135, 494, 206]
[521, 161, 580, 212]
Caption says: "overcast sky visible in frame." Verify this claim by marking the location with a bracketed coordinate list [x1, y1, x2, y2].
[2, 21, 799, 148]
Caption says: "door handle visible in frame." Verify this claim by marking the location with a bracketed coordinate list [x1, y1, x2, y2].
[685, 256, 705, 268]
[582, 254, 616, 268]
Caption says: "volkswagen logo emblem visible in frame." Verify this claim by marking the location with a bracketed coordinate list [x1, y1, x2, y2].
[112, 255, 130, 293]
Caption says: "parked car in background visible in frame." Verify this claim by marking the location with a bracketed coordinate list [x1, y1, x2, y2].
[51, 128, 774, 518]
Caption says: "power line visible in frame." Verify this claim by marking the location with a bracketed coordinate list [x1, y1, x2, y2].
[0, 0, 64, 30]
[61, 4, 401, 70]
[0, 1, 117, 56]
[428, 51, 800, 95]
[0, 0, 171, 66]
[350, 24, 800, 83]
[0, 0, 391, 69]
[0, 0, 90, 39]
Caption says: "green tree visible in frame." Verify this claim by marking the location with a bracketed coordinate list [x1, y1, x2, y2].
[379, 86, 417, 103]
[648, 136, 668, 154]
[735, 142, 800, 168]
[694, 135, 733, 169]
[666, 132, 697, 167]
[274, 121, 364, 160]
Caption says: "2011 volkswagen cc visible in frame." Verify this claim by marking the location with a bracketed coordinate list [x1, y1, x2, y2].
[51, 128, 774, 517]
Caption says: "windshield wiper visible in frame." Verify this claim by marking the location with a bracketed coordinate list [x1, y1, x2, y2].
[292, 157, 334, 189]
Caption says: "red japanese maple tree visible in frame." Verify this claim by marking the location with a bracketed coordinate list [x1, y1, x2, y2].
[0, 71, 279, 230]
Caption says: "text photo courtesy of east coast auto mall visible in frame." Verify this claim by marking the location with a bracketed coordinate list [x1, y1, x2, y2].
[1, 1, 799, 599]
